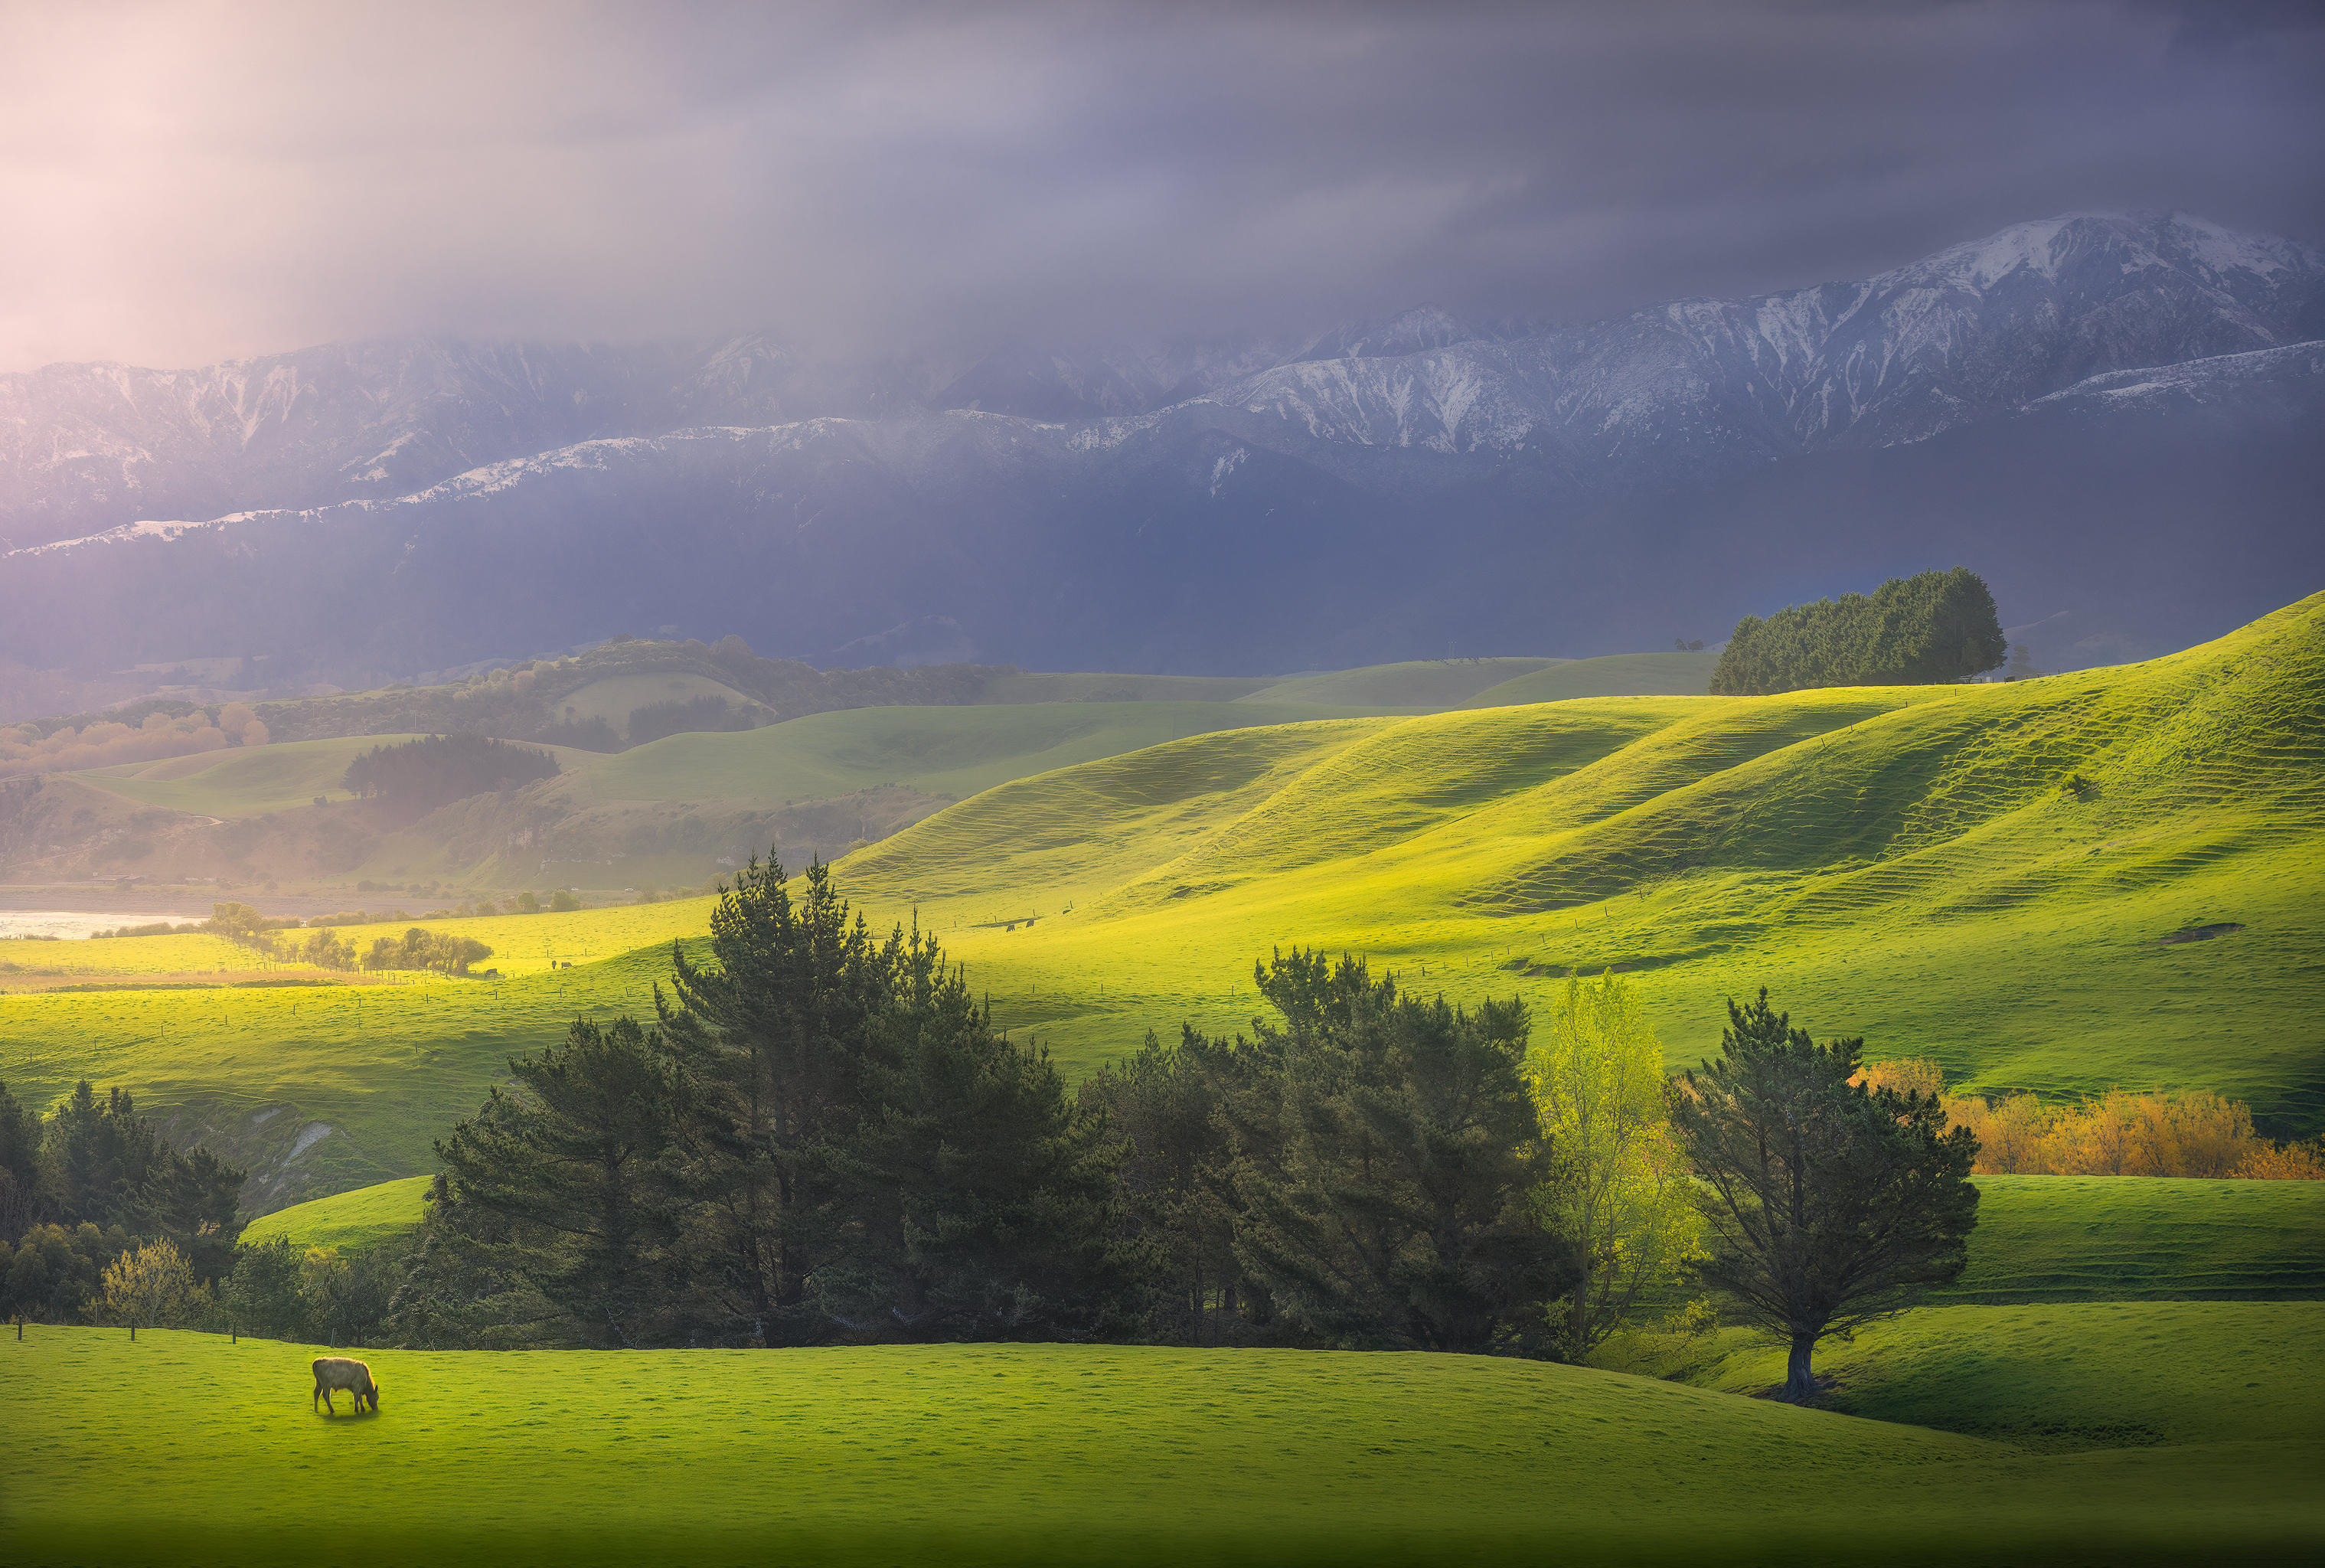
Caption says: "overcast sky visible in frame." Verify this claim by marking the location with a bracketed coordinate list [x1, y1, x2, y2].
[2, 0, 2320, 372]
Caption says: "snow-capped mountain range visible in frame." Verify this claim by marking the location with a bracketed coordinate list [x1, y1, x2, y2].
[2, 211, 2319, 679]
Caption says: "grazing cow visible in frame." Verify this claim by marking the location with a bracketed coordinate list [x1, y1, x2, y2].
[312, 1356, 381, 1416]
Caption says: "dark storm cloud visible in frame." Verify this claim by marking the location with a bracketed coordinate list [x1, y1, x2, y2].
[2, 0, 2320, 371]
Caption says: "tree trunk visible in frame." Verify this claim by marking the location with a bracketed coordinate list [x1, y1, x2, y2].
[1784, 1331, 1819, 1401]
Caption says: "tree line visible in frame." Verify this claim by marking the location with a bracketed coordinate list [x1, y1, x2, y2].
[376, 860, 1982, 1397]
[201, 901, 495, 975]
[0, 1080, 246, 1326]
[8, 857, 2020, 1399]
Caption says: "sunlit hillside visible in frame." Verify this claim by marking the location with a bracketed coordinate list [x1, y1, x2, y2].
[5, 595, 2317, 1214]
[844, 592, 2325, 1128]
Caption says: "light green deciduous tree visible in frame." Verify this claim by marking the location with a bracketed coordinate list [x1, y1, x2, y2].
[1526, 972, 1703, 1353]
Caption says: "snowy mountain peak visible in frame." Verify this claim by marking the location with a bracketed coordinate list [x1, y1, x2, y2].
[1897, 210, 2320, 296]
[1296, 305, 1478, 363]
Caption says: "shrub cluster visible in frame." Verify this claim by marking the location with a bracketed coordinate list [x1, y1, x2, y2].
[0, 703, 268, 780]
[360, 929, 494, 976]
[1710, 567, 2007, 695]
[1855, 1060, 2323, 1178]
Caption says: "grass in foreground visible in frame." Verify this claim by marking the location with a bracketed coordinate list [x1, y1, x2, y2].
[4, 1308, 2319, 1566]
[1605, 1302, 2325, 1455]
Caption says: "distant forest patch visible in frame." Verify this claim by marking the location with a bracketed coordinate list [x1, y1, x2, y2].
[341, 734, 559, 814]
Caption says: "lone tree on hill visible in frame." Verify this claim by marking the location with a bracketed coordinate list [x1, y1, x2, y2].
[1670, 989, 1979, 1402]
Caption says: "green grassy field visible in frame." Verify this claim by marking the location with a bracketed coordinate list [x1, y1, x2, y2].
[77, 735, 440, 818]
[981, 671, 1275, 702]
[577, 699, 1424, 805]
[241, 1174, 432, 1252]
[1236, 657, 1561, 707]
[0, 903, 714, 1204]
[1939, 1176, 2325, 1303]
[1, 932, 258, 976]
[828, 593, 2325, 1130]
[5, 1309, 2318, 1566]
[554, 672, 759, 730]
[1464, 650, 1722, 705]
[1602, 1301, 2324, 1452]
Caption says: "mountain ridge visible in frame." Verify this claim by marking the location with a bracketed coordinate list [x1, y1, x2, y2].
[6, 211, 2314, 550]
[2, 211, 2317, 681]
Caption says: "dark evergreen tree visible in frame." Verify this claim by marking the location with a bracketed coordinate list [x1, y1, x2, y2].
[656, 855, 900, 1343]
[1223, 950, 1574, 1353]
[341, 732, 559, 815]
[0, 1080, 43, 1243]
[1079, 1025, 1256, 1343]
[220, 1234, 309, 1339]
[818, 930, 1146, 1338]
[434, 1017, 690, 1348]
[1671, 989, 1980, 1400]
[35, 1081, 243, 1279]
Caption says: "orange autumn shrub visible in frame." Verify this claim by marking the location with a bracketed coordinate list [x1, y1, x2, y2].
[1856, 1060, 2294, 1178]
[2238, 1139, 2325, 1180]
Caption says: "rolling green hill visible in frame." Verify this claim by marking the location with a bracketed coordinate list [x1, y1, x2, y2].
[1939, 1176, 2325, 1303]
[6, 594, 2319, 1212]
[553, 672, 764, 731]
[241, 1174, 433, 1253]
[8, 1308, 2319, 1566]
[1614, 1301, 2325, 1455]
[0, 901, 718, 1207]
[1463, 651, 1721, 706]
[1237, 657, 1561, 707]
[978, 671, 1275, 703]
[838, 592, 2325, 1127]
[576, 700, 1422, 805]
[78, 735, 446, 818]
[77, 733, 609, 822]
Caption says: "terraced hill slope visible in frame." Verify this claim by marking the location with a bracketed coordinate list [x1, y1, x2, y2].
[843, 591, 2325, 1129]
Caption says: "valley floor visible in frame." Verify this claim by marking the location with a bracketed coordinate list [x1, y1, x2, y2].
[5, 1307, 2319, 1566]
